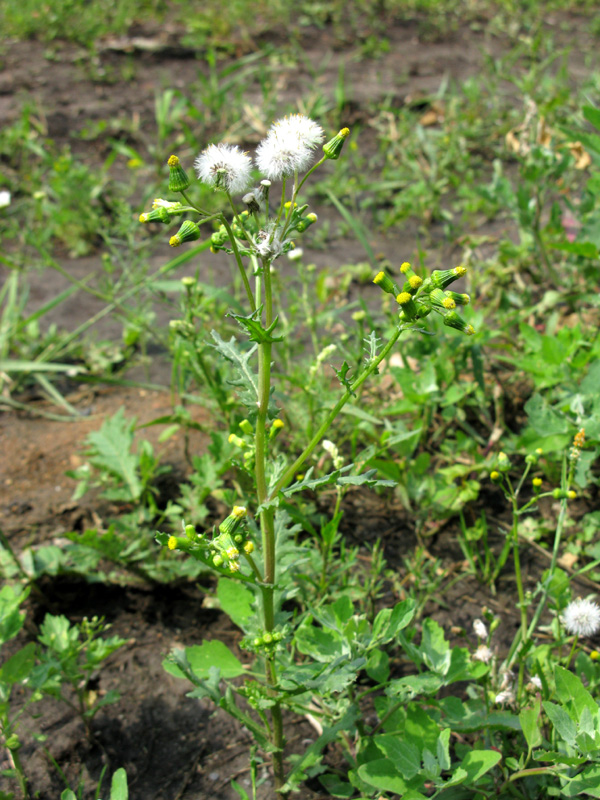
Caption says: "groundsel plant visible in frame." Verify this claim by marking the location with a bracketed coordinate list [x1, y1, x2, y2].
[140, 115, 476, 796]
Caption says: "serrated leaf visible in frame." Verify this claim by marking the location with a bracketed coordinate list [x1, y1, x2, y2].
[85, 408, 142, 501]
[229, 309, 283, 344]
[334, 361, 356, 397]
[209, 330, 258, 403]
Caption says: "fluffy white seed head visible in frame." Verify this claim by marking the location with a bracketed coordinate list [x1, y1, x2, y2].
[195, 143, 252, 194]
[255, 115, 325, 180]
[473, 619, 488, 639]
[563, 598, 600, 637]
[472, 644, 493, 663]
[0, 190, 11, 208]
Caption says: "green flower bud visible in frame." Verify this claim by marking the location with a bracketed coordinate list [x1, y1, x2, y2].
[213, 554, 224, 567]
[443, 311, 475, 335]
[425, 265, 467, 291]
[239, 418, 253, 436]
[497, 452, 511, 472]
[416, 303, 432, 319]
[185, 524, 196, 540]
[294, 211, 317, 233]
[253, 637, 262, 647]
[219, 505, 247, 536]
[525, 453, 538, 465]
[373, 271, 399, 296]
[269, 419, 284, 440]
[396, 291, 419, 321]
[323, 127, 350, 160]
[169, 220, 201, 248]
[429, 288, 456, 310]
[139, 206, 170, 224]
[167, 154, 191, 192]
[445, 291, 470, 306]
[553, 488, 568, 499]
[352, 310, 366, 322]
[262, 632, 273, 644]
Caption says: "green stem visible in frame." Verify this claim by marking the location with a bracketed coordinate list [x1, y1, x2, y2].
[10, 746, 29, 800]
[270, 323, 406, 499]
[253, 258, 286, 795]
[220, 214, 256, 312]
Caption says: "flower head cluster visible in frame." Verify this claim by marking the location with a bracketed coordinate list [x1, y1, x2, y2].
[570, 428, 586, 463]
[256, 115, 325, 181]
[563, 597, 600, 637]
[195, 143, 252, 194]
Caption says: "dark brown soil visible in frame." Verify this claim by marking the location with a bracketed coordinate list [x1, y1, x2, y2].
[1, 8, 597, 800]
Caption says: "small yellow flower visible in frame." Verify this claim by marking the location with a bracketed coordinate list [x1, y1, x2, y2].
[168, 154, 180, 167]
[400, 262, 411, 273]
[490, 471, 500, 482]
[226, 547, 240, 560]
[232, 505, 247, 518]
[396, 291, 412, 305]
[167, 536, 177, 550]
[567, 490, 577, 500]
[442, 296, 456, 309]
[169, 235, 181, 247]
[591, 650, 599, 660]
[532, 477, 543, 488]
[244, 541, 254, 554]
[408, 275, 423, 290]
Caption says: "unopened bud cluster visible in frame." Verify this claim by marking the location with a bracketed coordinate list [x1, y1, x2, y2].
[373, 261, 474, 335]
[242, 628, 286, 654]
[166, 507, 254, 574]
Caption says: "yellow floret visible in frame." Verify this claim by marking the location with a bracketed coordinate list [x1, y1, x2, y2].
[396, 291, 412, 305]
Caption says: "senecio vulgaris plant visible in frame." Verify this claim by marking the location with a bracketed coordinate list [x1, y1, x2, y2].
[140, 115, 476, 797]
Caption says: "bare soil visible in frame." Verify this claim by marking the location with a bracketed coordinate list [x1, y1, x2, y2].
[1, 9, 596, 800]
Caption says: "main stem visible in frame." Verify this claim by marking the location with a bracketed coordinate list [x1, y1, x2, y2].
[254, 258, 286, 794]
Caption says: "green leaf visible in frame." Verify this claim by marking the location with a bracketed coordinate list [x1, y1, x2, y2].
[554, 664, 597, 722]
[373, 598, 416, 643]
[165, 641, 244, 681]
[583, 105, 600, 132]
[334, 361, 356, 397]
[421, 618, 451, 675]
[229, 309, 283, 344]
[543, 700, 577, 747]
[558, 764, 600, 798]
[459, 749, 502, 785]
[319, 774, 354, 798]
[373, 735, 421, 780]
[85, 408, 142, 501]
[357, 758, 411, 795]
[520, 698, 542, 752]
[209, 331, 259, 408]
[61, 791, 77, 800]
[217, 578, 255, 632]
[0, 642, 37, 684]
[110, 768, 128, 800]
[366, 648, 389, 683]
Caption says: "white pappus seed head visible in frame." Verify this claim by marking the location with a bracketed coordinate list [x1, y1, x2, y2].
[472, 644, 493, 663]
[473, 619, 488, 639]
[562, 598, 600, 637]
[195, 143, 252, 194]
[255, 115, 325, 180]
